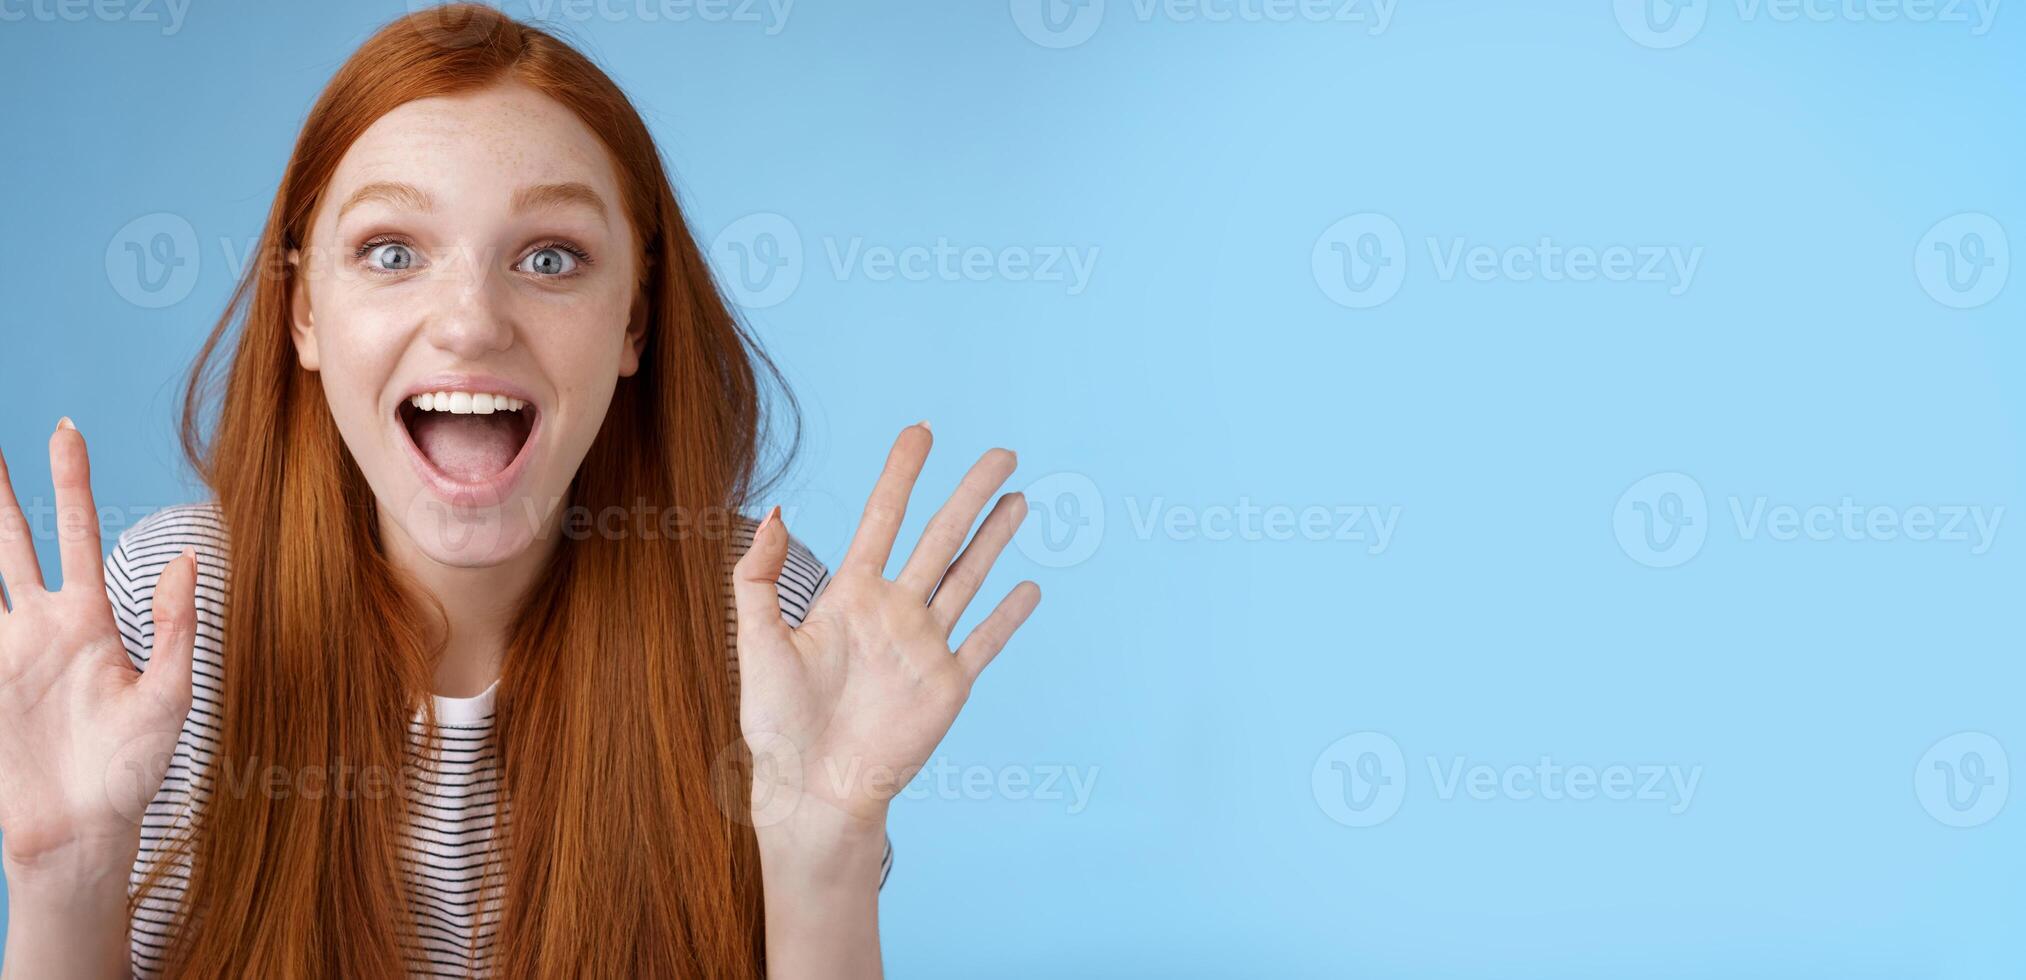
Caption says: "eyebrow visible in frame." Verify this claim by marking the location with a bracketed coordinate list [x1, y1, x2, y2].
[511, 182, 610, 227]
[336, 181, 434, 222]
[333, 180, 610, 227]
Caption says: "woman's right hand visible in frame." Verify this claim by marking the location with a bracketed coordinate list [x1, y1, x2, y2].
[0, 420, 197, 883]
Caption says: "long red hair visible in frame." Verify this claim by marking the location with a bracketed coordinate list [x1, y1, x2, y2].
[144, 5, 790, 975]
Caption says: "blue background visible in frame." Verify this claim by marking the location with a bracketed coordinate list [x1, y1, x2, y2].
[3, 1, 2022, 976]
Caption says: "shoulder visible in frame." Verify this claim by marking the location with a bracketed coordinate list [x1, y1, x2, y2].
[725, 513, 830, 628]
[104, 502, 229, 671]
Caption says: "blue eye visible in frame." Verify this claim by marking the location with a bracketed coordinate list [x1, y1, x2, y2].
[520, 246, 579, 276]
[367, 242, 416, 271]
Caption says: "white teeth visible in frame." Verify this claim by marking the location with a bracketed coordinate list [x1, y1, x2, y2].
[407, 391, 529, 414]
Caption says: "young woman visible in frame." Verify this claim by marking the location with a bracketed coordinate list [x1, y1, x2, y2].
[0, 5, 1039, 976]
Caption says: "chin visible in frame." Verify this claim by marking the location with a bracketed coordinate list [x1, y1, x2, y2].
[387, 488, 549, 568]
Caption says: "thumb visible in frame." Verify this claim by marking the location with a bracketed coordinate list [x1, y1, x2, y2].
[732, 507, 794, 649]
[138, 548, 198, 722]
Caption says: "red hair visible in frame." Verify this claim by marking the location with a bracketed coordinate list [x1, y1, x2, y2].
[147, 5, 790, 974]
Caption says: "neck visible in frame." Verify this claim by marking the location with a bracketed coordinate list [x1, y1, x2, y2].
[379, 511, 559, 699]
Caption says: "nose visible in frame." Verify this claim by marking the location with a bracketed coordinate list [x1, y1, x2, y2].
[422, 245, 515, 359]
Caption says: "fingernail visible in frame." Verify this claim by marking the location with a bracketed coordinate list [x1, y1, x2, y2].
[768, 505, 784, 529]
[916, 420, 931, 433]
[56, 417, 76, 433]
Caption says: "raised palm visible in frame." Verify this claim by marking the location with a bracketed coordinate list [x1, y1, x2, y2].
[732, 425, 1040, 831]
[0, 424, 197, 871]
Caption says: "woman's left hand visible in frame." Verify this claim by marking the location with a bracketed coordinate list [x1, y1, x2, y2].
[731, 423, 1039, 858]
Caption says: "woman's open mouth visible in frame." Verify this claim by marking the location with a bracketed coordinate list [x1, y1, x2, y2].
[396, 383, 540, 505]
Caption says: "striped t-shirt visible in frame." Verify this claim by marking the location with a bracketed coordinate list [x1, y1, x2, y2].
[104, 502, 891, 978]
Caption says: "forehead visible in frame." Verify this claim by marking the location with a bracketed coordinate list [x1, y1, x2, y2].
[323, 83, 626, 220]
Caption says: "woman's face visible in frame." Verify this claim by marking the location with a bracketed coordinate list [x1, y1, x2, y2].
[289, 82, 642, 568]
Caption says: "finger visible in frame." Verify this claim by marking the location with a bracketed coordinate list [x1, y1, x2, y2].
[138, 548, 197, 722]
[49, 418, 106, 593]
[897, 448, 1018, 597]
[929, 492, 1028, 635]
[731, 507, 795, 651]
[839, 424, 932, 577]
[955, 580, 1041, 681]
[0, 443, 45, 597]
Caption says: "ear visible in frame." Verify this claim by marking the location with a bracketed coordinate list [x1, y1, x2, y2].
[618, 281, 648, 379]
[286, 247, 320, 372]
